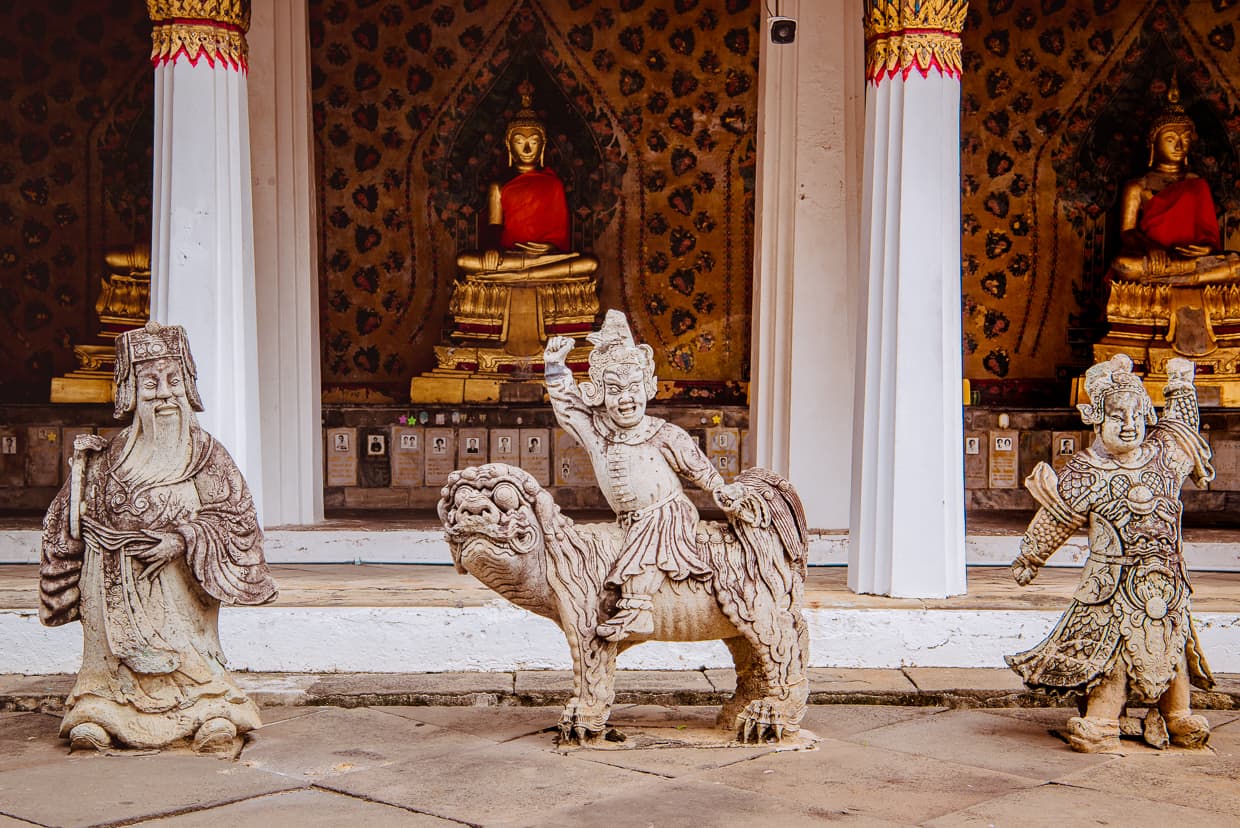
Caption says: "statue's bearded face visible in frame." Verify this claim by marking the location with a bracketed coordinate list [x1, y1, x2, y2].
[1098, 390, 1146, 458]
[117, 356, 194, 486]
[602, 363, 648, 429]
[507, 127, 544, 167]
[1153, 125, 1193, 165]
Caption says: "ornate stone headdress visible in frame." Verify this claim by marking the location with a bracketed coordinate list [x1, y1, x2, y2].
[1076, 354, 1156, 426]
[1147, 75, 1197, 163]
[113, 321, 204, 418]
[505, 79, 546, 167]
[579, 310, 657, 407]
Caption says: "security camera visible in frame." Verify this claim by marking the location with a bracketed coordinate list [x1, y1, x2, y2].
[769, 16, 796, 45]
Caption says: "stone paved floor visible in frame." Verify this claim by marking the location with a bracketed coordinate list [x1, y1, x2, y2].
[1, 704, 1238, 827]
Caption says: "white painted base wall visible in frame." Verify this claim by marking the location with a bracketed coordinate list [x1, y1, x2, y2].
[4, 605, 1237, 674]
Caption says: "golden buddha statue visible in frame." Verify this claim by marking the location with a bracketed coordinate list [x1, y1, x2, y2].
[410, 83, 600, 403]
[1091, 79, 1240, 405]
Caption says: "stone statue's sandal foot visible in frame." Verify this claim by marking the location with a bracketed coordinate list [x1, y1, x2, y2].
[1064, 716, 1121, 753]
[193, 718, 238, 755]
[1166, 713, 1210, 748]
[68, 722, 111, 752]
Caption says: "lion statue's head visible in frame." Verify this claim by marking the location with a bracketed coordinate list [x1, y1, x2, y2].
[438, 463, 564, 618]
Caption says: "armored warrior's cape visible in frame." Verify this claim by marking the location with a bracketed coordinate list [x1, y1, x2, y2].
[1006, 413, 1215, 701]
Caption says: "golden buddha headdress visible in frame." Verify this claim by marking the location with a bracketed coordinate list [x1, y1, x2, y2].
[505, 79, 547, 167]
[580, 310, 657, 407]
[1076, 354, 1156, 427]
[113, 321, 205, 418]
[1147, 75, 1197, 164]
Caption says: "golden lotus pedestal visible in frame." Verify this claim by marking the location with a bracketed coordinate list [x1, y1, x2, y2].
[51, 247, 151, 404]
[1076, 278, 1240, 407]
[409, 272, 599, 404]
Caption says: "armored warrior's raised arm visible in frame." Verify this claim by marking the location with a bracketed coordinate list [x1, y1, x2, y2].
[543, 335, 592, 446]
[1162, 357, 1200, 430]
[1011, 462, 1087, 586]
[662, 424, 726, 493]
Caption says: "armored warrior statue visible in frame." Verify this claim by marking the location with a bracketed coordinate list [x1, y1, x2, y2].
[544, 311, 745, 641]
[1007, 353, 1214, 752]
[40, 322, 277, 754]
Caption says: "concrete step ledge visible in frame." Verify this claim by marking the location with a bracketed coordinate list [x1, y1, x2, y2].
[4, 669, 1237, 716]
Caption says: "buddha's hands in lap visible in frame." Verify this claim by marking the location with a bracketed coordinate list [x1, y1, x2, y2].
[515, 241, 555, 255]
[1173, 244, 1212, 258]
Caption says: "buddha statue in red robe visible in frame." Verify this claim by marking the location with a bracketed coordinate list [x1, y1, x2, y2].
[456, 91, 598, 282]
[1106, 82, 1240, 357]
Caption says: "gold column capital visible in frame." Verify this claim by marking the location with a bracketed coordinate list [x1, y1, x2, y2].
[864, 1, 968, 84]
[148, 0, 250, 71]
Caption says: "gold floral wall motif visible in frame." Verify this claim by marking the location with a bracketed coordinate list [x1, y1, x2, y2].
[960, 1, 1240, 402]
[311, 0, 759, 403]
[0, 1, 154, 403]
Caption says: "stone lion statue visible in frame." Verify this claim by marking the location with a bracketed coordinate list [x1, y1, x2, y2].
[439, 462, 810, 744]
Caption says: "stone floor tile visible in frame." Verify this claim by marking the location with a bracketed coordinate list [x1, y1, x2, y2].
[808, 667, 920, 694]
[499, 776, 905, 828]
[317, 738, 657, 825]
[0, 712, 67, 772]
[847, 708, 1119, 780]
[0, 754, 300, 828]
[307, 671, 514, 699]
[240, 706, 493, 781]
[904, 667, 1027, 692]
[798, 704, 946, 740]
[613, 669, 715, 693]
[512, 670, 573, 694]
[256, 705, 334, 726]
[373, 705, 561, 742]
[235, 673, 317, 707]
[924, 780, 1236, 828]
[1055, 750, 1240, 818]
[130, 788, 455, 826]
[693, 736, 1040, 824]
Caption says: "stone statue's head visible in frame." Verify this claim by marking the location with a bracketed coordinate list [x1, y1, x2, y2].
[1077, 354, 1156, 455]
[505, 81, 547, 169]
[1147, 78, 1197, 168]
[113, 321, 204, 419]
[580, 310, 657, 425]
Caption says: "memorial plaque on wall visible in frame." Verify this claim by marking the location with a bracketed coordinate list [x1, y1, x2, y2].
[519, 427, 551, 486]
[26, 426, 60, 487]
[391, 426, 425, 488]
[358, 426, 392, 488]
[491, 428, 520, 466]
[326, 427, 358, 487]
[988, 429, 1019, 489]
[964, 431, 987, 489]
[1051, 431, 1079, 472]
[424, 428, 456, 486]
[553, 429, 593, 487]
[458, 428, 488, 469]
[705, 426, 740, 483]
[98, 427, 124, 443]
[0, 427, 21, 487]
[60, 427, 94, 481]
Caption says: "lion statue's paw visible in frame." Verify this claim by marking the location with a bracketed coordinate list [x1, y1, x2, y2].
[557, 698, 609, 745]
[735, 697, 803, 744]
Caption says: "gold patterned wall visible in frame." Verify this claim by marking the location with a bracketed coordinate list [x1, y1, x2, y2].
[310, 0, 759, 403]
[960, 0, 1240, 403]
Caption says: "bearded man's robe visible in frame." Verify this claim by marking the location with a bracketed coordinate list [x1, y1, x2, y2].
[39, 425, 276, 748]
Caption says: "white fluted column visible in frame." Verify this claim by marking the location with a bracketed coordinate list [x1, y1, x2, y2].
[248, 0, 323, 526]
[751, 0, 864, 530]
[148, 1, 264, 519]
[849, 2, 967, 597]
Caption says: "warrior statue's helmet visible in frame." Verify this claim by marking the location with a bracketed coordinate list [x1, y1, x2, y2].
[1076, 354, 1156, 427]
[579, 310, 658, 407]
[113, 321, 205, 419]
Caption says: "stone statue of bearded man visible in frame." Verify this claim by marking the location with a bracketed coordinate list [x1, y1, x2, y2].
[39, 322, 276, 754]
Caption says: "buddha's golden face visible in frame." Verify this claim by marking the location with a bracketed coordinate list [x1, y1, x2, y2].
[1152, 125, 1193, 166]
[507, 127, 545, 167]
